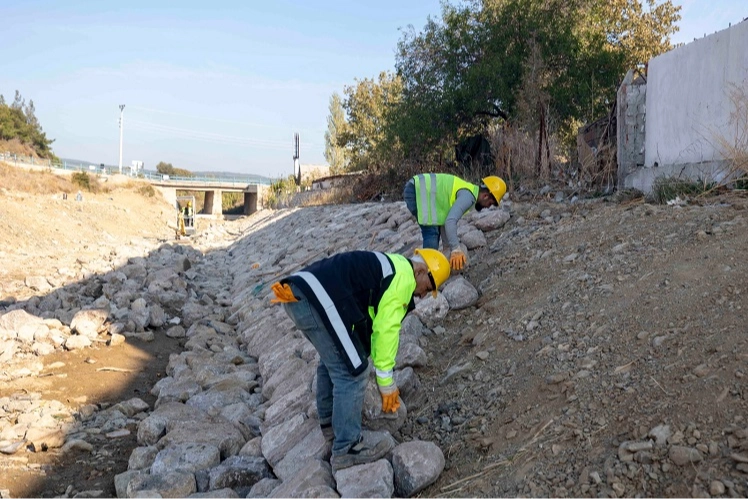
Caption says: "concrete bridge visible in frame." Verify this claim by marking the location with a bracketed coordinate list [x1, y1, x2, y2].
[0, 154, 272, 217]
[149, 178, 269, 217]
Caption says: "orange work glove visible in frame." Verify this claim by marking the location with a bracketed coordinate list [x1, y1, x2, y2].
[270, 282, 298, 303]
[450, 249, 466, 271]
[379, 383, 400, 413]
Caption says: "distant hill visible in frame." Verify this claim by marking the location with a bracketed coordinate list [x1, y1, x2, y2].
[58, 158, 275, 182]
[60, 158, 105, 167]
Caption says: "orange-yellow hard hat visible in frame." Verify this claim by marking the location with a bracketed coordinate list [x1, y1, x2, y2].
[414, 248, 450, 297]
[482, 176, 507, 204]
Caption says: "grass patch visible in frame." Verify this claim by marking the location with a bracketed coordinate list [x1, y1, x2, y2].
[0, 161, 73, 194]
[650, 177, 715, 204]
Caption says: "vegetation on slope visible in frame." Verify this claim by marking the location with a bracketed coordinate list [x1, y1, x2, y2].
[0, 91, 56, 159]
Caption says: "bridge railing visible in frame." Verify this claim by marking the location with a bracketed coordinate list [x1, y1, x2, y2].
[0, 151, 273, 185]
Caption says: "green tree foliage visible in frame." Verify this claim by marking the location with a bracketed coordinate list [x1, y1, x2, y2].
[0, 90, 56, 158]
[324, 93, 350, 174]
[387, 0, 680, 163]
[339, 71, 404, 171]
[156, 161, 194, 177]
[587, 0, 682, 69]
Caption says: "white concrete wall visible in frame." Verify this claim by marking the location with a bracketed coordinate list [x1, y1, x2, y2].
[645, 20, 748, 171]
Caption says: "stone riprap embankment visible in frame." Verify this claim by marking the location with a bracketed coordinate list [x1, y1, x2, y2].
[0, 201, 510, 498]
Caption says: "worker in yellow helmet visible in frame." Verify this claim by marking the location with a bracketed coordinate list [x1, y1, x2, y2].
[403, 174, 506, 271]
[270, 248, 449, 472]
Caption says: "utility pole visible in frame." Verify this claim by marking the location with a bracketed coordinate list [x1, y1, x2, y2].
[293, 132, 300, 186]
[118, 104, 125, 174]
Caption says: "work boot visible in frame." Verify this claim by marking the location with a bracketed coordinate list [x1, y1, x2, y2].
[321, 423, 334, 442]
[330, 430, 395, 472]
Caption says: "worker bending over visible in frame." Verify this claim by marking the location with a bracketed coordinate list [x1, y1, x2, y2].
[271, 249, 450, 471]
[403, 173, 506, 270]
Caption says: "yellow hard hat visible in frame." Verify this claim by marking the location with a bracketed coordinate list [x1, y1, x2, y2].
[414, 248, 450, 297]
[187, 201, 192, 207]
[482, 176, 507, 204]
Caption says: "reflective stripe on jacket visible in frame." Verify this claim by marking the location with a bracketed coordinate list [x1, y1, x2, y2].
[412, 173, 479, 226]
[282, 251, 415, 385]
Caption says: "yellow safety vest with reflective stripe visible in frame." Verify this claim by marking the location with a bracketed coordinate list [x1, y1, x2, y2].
[369, 254, 415, 387]
[413, 173, 479, 226]
[284, 251, 414, 387]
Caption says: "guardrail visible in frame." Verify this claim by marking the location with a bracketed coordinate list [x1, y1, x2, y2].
[0, 152, 273, 186]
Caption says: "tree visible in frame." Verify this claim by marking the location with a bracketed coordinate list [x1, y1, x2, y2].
[24, 99, 38, 129]
[388, 0, 681, 165]
[155, 161, 193, 177]
[586, 0, 681, 69]
[11, 90, 23, 110]
[339, 71, 404, 171]
[0, 90, 56, 158]
[156, 161, 175, 174]
[324, 93, 349, 174]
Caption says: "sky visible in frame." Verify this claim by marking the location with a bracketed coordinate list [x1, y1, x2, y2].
[1, 0, 745, 179]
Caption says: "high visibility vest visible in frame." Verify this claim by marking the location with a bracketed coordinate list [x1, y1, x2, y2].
[413, 173, 479, 226]
[283, 251, 415, 386]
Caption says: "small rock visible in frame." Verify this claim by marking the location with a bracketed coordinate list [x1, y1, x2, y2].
[710, 480, 726, 496]
[669, 445, 703, 466]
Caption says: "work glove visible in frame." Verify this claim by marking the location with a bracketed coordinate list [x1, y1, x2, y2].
[270, 282, 298, 303]
[450, 249, 467, 271]
[378, 383, 400, 413]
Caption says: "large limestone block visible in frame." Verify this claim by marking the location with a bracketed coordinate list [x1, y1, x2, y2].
[273, 426, 331, 481]
[185, 379, 254, 415]
[127, 470, 196, 498]
[219, 403, 262, 441]
[363, 382, 406, 435]
[128, 446, 159, 470]
[159, 419, 246, 459]
[470, 208, 510, 232]
[262, 357, 309, 400]
[155, 379, 202, 407]
[413, 294, 449, 327]
[391, 440, 444, 497]
[394, 343, 427, 369]
[269, 460, 335, 498]
[207, 455, 272, 495]
[261, 414, 318, 467]
[257, 335, 306, 380]
[460, 229, 487, 249]
[70, 309, 109, 340]
[334, 459, 394, 498]
[151, 442, 221, 474]
[442, 276, 479, 310]
[262, 383, 314, 429]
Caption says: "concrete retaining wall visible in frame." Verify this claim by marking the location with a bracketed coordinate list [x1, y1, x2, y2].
[621, 20, 748, 192]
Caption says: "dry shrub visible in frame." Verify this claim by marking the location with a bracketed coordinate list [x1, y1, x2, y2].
[578, 141, 617, 193]
[137, 184, 156, 197]
[71, 171, 102, 193]
[120, 180, 158, 198]
[0, 161, 73, 194]
[715, 81, 748, 187]
[486, 122, 540, 191]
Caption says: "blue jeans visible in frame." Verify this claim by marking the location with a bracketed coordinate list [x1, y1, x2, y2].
[403, 180, 440, 249]
[281, 282, 369, 456]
